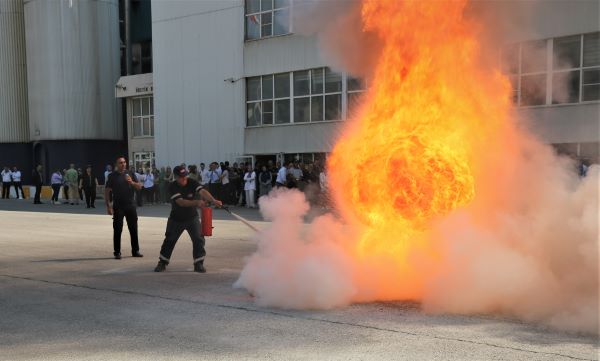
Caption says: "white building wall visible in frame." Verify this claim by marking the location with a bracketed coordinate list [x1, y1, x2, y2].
[154, 0, 598, 162]
[24, 0, 121, 141]
[152, 0, 245, 167]
[0, 0, 29, 143]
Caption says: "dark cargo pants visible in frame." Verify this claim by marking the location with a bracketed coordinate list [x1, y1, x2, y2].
[159, 217, 206, 265]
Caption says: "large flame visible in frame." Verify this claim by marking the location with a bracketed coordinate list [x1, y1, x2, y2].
[328, 0, 512, 295]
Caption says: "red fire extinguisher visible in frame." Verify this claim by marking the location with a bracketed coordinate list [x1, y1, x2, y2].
[201, 207, 213, 236]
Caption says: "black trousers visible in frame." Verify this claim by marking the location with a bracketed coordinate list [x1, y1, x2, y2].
[51, 184, 61, 201]
[2, 182, 11, 198]
[63, 185, 69, 200]
[13, 182, 24, 198]
[143, 186, 154, 204]
[83, 187, 96, 207]
[113, 205, 140, 255]
[159, 217, 206, 265]
[136, 189, 143, 207]
[34, 184, 41, 203]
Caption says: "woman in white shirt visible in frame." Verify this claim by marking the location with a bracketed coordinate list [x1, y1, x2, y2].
[243, 165, 256, 208]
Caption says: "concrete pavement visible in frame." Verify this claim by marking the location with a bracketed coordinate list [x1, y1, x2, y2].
[0, 199, 598, 360]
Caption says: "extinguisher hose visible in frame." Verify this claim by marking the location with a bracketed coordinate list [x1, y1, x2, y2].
[222, 206, 260, 233]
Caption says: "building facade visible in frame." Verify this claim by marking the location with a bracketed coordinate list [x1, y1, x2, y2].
[152, 0, 600, 167]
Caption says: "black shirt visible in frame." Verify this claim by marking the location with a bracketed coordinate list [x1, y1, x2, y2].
[106, 171, 138, 208]
[169, 178, 203, 222]
[32, 169, 43, 185]
[82, 173, 98, 189]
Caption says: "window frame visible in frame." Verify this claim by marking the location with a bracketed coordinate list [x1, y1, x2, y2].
[245, 68, 366, 128]
[245, 0, 292, 41]
[131, 96, 154, 138]
[502, 32, 600, 107]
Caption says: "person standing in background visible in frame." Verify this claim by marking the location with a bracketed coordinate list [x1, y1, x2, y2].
[77, 168, 84, 202]
[64, 164, 79, 205]
[162, 166, 172, 204]
[62, 169, 69, 203]
[259, 165, 272, 197]
[1, 166, 12, 199]
[199, 163, 209, 188]
[104, 164, 113, 185]
[51, 169, 63, 204]
[143, 168, 155, 205]
[11, 166, 24, 199]
[220, 164, 230, 205]
[135, 167, 144, 207]
[243, 164, 256, 209]
[32, 165, 43, 204]
[80, 165, 99, 208]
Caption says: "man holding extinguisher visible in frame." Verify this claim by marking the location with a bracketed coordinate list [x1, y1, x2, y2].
[154, 165, 223, 273]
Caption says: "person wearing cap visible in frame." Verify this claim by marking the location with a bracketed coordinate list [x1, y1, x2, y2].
[154, 165, 223, 273]
[105, 156, 144, 259]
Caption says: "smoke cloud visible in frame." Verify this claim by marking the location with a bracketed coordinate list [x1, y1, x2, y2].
[235, 0, 599, 334]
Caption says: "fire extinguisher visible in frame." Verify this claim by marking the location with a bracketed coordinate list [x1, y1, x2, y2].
[201, 207, 213, 236]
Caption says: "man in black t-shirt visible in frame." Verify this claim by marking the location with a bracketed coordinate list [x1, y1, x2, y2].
[105, 156, 144, 259]
[154, 165, 222, 273]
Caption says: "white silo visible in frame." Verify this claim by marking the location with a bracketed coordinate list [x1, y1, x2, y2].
[23, 0, 122, 141]
[0, 0, 29, 143]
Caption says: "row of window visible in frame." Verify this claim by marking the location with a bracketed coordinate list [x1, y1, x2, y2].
[245, 0, 291, 40]
[246, 67, 365, 127]
[502, 32, 600, 106]
[132, 97, 154, 137]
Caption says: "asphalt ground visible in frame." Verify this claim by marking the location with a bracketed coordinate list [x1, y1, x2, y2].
[0, 199, 598, 360]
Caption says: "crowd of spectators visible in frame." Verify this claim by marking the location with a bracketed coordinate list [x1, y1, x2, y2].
[122, 159, 329, 209]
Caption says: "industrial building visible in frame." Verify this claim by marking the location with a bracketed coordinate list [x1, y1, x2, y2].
[0, 0, 597, 186]
[0, 0, 124, 183]
[151, 0, 599, 168]
[0, 0, 151, 185]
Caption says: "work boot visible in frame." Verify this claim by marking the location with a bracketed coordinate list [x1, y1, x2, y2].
[154, 261, 167, 272]
[194, 261, 206, 273]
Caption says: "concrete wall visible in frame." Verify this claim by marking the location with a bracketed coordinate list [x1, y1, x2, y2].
[152, 0, 245, 167]
[518, 103, 600, 144]
[244, 34, 325, 76]
[245, 121, 343, 155]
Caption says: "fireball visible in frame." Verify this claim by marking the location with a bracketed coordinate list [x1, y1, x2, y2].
[328, 0, 512, 284]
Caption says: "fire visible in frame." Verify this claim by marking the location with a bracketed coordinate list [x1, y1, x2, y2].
[328, 0, 512, 294]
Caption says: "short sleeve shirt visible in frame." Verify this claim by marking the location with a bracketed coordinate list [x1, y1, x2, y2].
[168, 178, 203, 222]
[106, 171, 138, 208]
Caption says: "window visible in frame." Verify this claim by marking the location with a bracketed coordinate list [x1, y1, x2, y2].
[347, 75, 366, 117]
[520, 40, 547, 106]
[133, 152, 155, 172]
[552, 35, 581, 104]
[245, 0, 291, 40]
[131, 97, 154, 137]
[246, 67, 366, 126]
[504, 32, 600, 106]
[582, 32, 600, 101]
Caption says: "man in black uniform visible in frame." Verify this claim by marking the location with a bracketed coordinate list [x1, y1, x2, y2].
[105, 156, 144, 259]
[154, 165, 222, 273]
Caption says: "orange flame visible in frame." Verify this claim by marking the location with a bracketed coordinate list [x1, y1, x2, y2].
[328, 0, 512, 297]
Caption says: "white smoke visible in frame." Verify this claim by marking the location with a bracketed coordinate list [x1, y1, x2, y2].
[234, 0, 599, 334]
